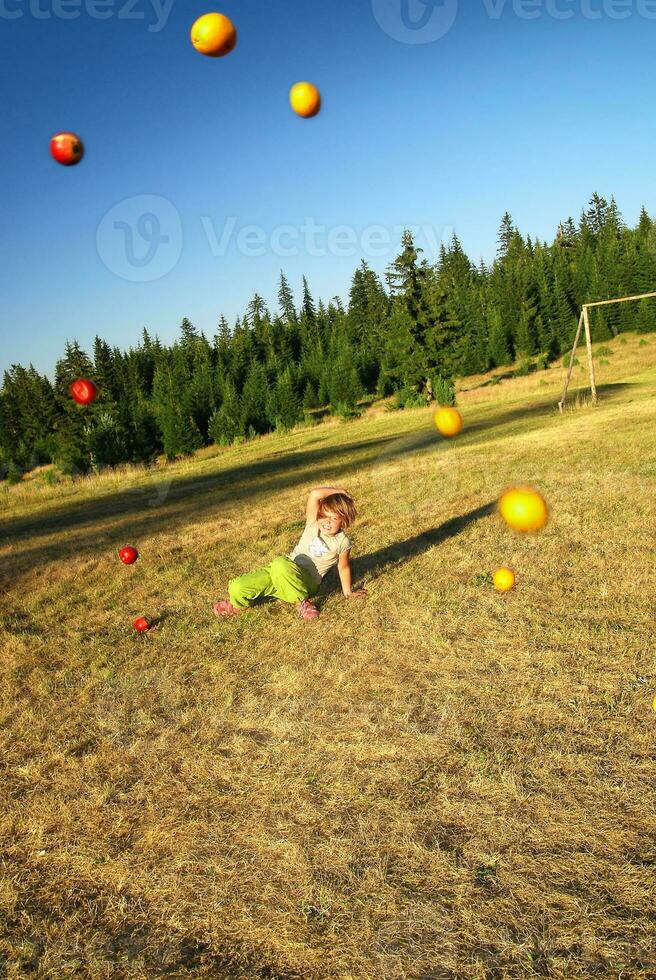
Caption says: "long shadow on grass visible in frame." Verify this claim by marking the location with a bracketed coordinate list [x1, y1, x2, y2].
[0, 383, 633, 589]
[321, 501, 497, 596]
[0, 436, 402, 543]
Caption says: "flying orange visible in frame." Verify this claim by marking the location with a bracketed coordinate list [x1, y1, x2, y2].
[290, 82, 322, 118]
[493, 567, 516, 592]
[498, 486, 549, 533]
[433, 406, 463, 438]
[191, 12, 237, 57]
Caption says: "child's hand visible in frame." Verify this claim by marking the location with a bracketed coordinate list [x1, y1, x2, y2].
[345, 587, 367, 598]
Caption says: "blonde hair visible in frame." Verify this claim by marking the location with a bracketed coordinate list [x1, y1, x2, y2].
[317, 493, 357, 530]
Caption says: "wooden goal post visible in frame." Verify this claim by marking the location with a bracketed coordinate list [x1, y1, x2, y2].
[558, 290, 656, 412]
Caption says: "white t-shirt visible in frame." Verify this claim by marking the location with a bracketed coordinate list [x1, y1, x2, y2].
[288, 520, 352, 585]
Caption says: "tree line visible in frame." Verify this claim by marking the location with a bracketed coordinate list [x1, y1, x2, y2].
[1, 193, 655, 481]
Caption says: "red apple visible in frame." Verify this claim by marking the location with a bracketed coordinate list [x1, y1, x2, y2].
[119, 545, 139, 565]
[69, 378, 97, 405]
[133, 617, 150, 633]
[50, 131, 84, 166]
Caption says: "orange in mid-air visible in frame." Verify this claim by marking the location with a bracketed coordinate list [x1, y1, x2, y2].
[433, 406, 463, 438]
[493, 567, 516, 592]
[498, 486, 549, 533]
[191, 12, 237, 57]
[289, 82, 322, 118]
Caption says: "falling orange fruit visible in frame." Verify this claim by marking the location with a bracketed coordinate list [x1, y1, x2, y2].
[191, 12, 237, 57]
[290, 81, 322, 118]
[493, 567, 516, 592]
[498, 486, 549, 533]
[433, 406, 463, 438]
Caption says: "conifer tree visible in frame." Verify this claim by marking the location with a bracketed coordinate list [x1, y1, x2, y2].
[87, 410, 128, 469]
[585, 193, 611, 238]
[266, 368, 300, 431]
[278, 271, 298, 325]
[300, 276, 317, 324]
[488, 310, 513, 366]
[247, 293, 271, 362]
[427, 288, 465, 380]
[514, 282, 541, 358]
[214, 315, 232, 378]
[497, 212, 516, 258]
[303, 380, 318, 411]
[152, 352, 203, 459]
[299, 276, 320, 354]
[386, 230, 439, 395]
[230, 317, 256, 393]
[179, 317, 200, 357]
[378, 303, 416, 394]
[327, 346, 363, 418]
[348, 260, 389, 387]
[136, 328, 158, 392]
[52, 341, 96, 474]
[92, 337, 121, 403]
[209, 379, 243, 446]
[187, 340, 216, 441]
[240, 361, 270, 435]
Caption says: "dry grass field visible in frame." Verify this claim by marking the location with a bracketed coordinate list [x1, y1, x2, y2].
[1, 335, 655, 979]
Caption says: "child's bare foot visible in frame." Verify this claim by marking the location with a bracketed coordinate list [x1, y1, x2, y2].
[213, 599, 244, 617]
[296, 599, 319, 621]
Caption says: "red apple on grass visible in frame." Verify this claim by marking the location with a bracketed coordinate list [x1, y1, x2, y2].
[119, 545, 139, 565]
[50, 132, 84, 166]
[69, 378, 97, 405]
[133, 617, 150, 633]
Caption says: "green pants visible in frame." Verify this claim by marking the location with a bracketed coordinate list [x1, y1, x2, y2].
[229, 556, 319, 609]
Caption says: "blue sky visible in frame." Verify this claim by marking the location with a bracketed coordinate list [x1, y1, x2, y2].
[1, 0, 655, 375]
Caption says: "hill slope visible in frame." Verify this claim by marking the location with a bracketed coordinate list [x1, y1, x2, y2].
[1, 336, 655, 978]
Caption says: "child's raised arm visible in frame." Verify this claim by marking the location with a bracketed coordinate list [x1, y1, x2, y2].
[305, 486, 351, 523]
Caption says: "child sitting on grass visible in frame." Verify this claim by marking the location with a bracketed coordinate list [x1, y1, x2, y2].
[213, 486, 366, 621]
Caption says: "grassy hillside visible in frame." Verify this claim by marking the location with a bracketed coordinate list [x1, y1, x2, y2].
[1, 335, 655, 979]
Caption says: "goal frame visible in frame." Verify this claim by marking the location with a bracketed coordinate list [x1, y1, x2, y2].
[558, 290, 656, 412]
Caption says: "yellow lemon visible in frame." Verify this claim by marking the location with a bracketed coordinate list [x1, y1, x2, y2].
[493, 567, 516, 592]
[498, 486, 549, 533]
[433, 406, 463, 438]
[290, 81, 322, 118]
[191, 12, 237, 57]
